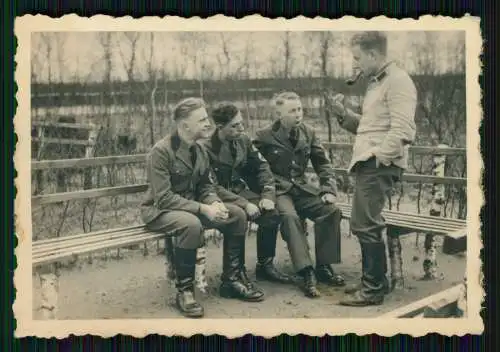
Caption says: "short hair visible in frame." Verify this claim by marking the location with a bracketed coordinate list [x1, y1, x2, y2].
[172, 97, 206, 121]
[270, 91, 301, 110]
[350, 31, 387, 55]
[211, 103, 240, 126]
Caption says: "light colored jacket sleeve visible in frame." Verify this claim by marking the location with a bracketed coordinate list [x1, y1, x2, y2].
[375, 73, 417, 163]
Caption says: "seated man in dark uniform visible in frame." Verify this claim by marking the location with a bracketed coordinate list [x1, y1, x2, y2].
[253, 91, 346, 298]
[201, 103, 292, 284]
[141, 97, 265, 319]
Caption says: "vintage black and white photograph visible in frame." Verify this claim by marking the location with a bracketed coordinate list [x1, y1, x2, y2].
[14, 15, 482, 337]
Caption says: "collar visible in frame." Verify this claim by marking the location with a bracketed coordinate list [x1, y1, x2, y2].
[211, 129, 231, 154]
[369, 60, 393, 83]
[272, 119, 298, 134]
[171, 131, 194, 152]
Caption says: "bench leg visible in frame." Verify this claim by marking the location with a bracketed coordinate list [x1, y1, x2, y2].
[456, 275, 467, 317]
[423, 233, 439, 279]
[37, 264, 59, 320]
[422, 147, 447, 279]
[164, 234, 209, 294]
[387, 235, 404, 290]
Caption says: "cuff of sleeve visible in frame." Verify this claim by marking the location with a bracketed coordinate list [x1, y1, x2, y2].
[202, 194, 221, 205]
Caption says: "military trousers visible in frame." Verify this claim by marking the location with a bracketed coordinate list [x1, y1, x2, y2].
[145, 202, 248, 251]
[235, 189, 281, 261]
[276, 186, 342, 273]
[350, 156, 403, 244]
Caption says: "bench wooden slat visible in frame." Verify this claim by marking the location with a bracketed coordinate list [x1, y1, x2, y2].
[33, 227, 150, 255]
[380, 284, 463, 318]
[336, 203, 466, 237]
[30, 145, 466, 170]
[33, 232, 156, 260]
[318, 168, 466, 185]
[31, 184, 149, 206]
[31, 154, 147, 171]
[321, 143, 467, 156]
[336, 203, 466, 226]
[33, 225, 146, 246]
[32, 121, 97, 130]
[32, 137, 93, 146]
[33, 232, 165, 267]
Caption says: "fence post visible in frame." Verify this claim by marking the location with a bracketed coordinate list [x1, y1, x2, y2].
[83, 126, 98, 190]
[423, 144, 448, 279]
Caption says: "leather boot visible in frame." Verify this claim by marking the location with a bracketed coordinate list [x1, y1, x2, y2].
[299, 266, 321, 298]
[339, 242, 388, 306]
[238, 236, 265, 296]
[174, 247, 204, 318]
[344, 243, 389, 294]
[256, 257, 293, 284]
[219, 235, 265, 302]
[315, 264, 346, 287]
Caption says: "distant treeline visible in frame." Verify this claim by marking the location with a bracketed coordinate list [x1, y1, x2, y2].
[31, 74, 464, 108]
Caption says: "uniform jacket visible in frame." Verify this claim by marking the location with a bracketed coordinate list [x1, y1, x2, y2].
[201, 130, 277, 203]
[253, 120, 338, 197]
[140, 132, 246, 225]
[341, 61, 417, 172]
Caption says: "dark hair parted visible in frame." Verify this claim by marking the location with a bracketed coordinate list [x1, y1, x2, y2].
[172, 97, 206, 121]
[350, 31, 388, 55]
[211, 103, 240, 126]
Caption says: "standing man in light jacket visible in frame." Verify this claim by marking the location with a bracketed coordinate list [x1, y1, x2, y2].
[326, 31, 417, 306]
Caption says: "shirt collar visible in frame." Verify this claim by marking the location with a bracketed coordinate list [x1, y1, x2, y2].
[369, 60, 393, 83]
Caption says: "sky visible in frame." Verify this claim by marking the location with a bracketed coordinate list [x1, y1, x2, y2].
[31, 30, 465, 84]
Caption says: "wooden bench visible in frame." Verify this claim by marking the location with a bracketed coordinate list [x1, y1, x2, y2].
[31, 143, 467, 318]
[335, 203, 467, 239]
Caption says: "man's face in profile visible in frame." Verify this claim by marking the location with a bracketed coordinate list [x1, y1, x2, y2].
[351, 44, 378, 77]
[219, 111, 246, 141]
[184, 107, 213, 140]
[276, 99, 303, 129]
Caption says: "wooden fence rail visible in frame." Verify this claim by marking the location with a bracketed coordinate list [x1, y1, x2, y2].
[31, 143, 467, 171]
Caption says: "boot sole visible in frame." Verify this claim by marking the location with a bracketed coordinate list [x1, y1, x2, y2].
[219, 292, 265, 302]
[318, 280, 346, 287]
[182, 311, 205, 318]
[256, 275, 294, 284]
[338, 300, 384, 307]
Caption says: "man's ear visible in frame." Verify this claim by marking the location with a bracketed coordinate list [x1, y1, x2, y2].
[180, 120, 189, 131]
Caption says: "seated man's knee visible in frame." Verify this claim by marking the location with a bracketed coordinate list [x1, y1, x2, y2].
[313, 204, 341, 223]
[279, 210, 301, 224]
[258, 209, 281, 228]
[223, 203, 248, 235]
[171, 213, 204, 248]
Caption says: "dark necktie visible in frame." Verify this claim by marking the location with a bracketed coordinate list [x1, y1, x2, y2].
[229, 141, 238, 161]
[289, 127, 299, 148]
[189, 145, 197, 167]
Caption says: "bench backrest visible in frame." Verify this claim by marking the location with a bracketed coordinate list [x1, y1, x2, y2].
[31, 143, 467, 207]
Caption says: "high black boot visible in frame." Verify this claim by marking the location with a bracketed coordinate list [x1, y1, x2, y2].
[174, 247, 204, 318]
[344, 243, 390, 294]
[219, 235, 265, 302]
[238, 235, 265, 296]
[299, 266, 321, 298]
[315, 264, 346, 287]
[339, 242, 388, 306]
[256, 257, 294, 284]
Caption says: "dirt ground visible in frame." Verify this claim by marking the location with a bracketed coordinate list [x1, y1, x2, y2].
[32, 221, 466, 320]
